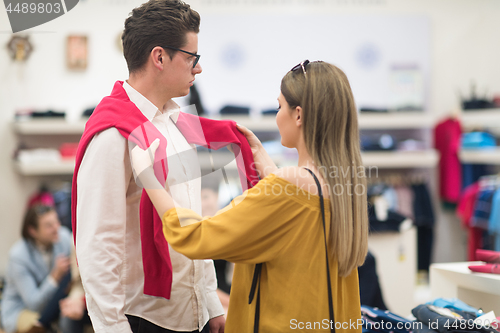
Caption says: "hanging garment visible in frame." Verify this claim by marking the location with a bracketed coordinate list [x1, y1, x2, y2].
[412, 183, 435, 272]
[488, 189, 500, 251]
[456, 182, 483, 261]
[52, 186, 72, 231]
[434, 118, 462, 203]
[72, 81, 258, 299]
[367, 205, 407, 233]
[394, 185, 415, 220]
[27, 188, 55, 208]
[358, 252, 387, 310]
[470, 186, 496, 230]
[462, 164, 491, 190]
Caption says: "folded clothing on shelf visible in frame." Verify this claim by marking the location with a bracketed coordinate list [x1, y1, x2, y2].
[397, 139, 426, 151]
[468, 263, 500, 274]
[361, 134, 396, 151]
[261, 109, 278, 115]
[361, 305, 412, 333]
[219, 105, 250, 115]
[359, 107, 389, 113]
[412, 304, 490, 333]
[82, 107, 96, 117]
[461, 132, 496, 150]
[30, 110, 66, 118]
[59, 143, 79, 159]
[14, 109, 66, 120]
[17, 149, 61, 164]
[475, 249, 500, 263]
[426, 298, 483, 317]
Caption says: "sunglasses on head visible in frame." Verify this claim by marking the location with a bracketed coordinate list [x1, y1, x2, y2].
[290, 60, 310, 77]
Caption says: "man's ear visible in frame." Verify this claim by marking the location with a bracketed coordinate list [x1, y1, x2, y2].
[151, 47, 164, 71]
[28, 226, 38, 240]
[295, 106, 303, 127]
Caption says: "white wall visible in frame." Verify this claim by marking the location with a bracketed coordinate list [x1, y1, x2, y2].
[0, 0, 499, 275]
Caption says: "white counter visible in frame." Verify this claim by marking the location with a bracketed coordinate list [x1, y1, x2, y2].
[430, 261, 500, 314]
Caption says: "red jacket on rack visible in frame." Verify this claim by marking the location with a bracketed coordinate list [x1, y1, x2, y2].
[72, 81, 259, 299]
[434, 117, 462, 203]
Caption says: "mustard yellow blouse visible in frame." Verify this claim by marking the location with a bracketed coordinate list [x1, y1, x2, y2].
[163, 174, 362, 333]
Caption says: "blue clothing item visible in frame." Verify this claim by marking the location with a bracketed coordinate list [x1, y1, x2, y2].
[53, 187, 72, 231]
[488, 189, 500, 251]
[488, 189, 500, 233]
[361, 305, 412, 333]
[471, 188, 496, 230]
[462, 164, 491, 190]
[0, 227, 72, 333]
[426, 298, 482, 317]
[412, 304, 477, 333]
[382, 187, 399, 211]
[38, 272, 71, 328]
[461, 132, 496, 149]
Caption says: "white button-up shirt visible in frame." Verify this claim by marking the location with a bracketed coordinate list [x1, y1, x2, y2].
[76, 81, 223, 333]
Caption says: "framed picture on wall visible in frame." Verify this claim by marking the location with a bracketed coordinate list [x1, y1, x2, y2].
[67, 35, 88, 70]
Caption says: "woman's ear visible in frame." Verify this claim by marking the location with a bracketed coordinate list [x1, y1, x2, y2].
[295, 106, 303, 127]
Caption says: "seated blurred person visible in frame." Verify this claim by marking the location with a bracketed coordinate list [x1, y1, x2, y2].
[1, 205, 89, 333]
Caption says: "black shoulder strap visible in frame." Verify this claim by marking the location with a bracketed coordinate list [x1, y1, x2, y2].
[249, 262, 262, 333]
[305, 168, 335, 333]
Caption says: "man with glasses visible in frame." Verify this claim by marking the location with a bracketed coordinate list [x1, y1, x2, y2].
[73, 1, 225, 332]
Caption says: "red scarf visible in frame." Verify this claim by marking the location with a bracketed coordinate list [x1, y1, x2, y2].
[72, 81, 259, 299]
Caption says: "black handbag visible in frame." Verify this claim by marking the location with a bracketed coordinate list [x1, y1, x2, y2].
[248, 168, 335, 333]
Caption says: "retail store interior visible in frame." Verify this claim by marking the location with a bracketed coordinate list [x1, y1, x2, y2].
[1, 0, 500, 332]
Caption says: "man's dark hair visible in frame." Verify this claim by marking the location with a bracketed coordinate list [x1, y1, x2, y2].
[21, 205, 55, 242]
[122, 0, 200, 73]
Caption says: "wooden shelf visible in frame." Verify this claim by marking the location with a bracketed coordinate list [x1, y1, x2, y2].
[206, 115, 278, 131]
[460, 109, 500, 129]
[357, 112, 434, 129]
[14, 150, 439, 176]
[14, 160, 75, 176]
[459, 147, 500, 165]
[12, 116, 277, 134]
[361, 150, 439, 168]
[12, 119, 87, 135]
[11, 113, 436, 134]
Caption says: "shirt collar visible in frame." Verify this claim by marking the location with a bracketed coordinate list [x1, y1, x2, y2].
[122, 80, 160, 122]
[123, 81, 181, 122]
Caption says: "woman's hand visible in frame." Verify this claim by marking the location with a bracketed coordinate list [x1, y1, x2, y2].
[131, 138, 159, 176]
[236, 124, 262, 157]
[131, 138, 176, 216]
[236, 123, 277, 178]
[131, 139, 164, 190]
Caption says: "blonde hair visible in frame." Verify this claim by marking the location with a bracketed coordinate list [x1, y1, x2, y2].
[281, 61, 368, 277]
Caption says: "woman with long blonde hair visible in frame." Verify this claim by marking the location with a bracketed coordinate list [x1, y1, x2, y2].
[132, 60, 368, 332]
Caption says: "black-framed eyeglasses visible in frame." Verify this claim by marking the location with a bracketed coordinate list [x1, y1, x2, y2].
[290, 59, 310, 77]
[162, 46, 200, 68]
